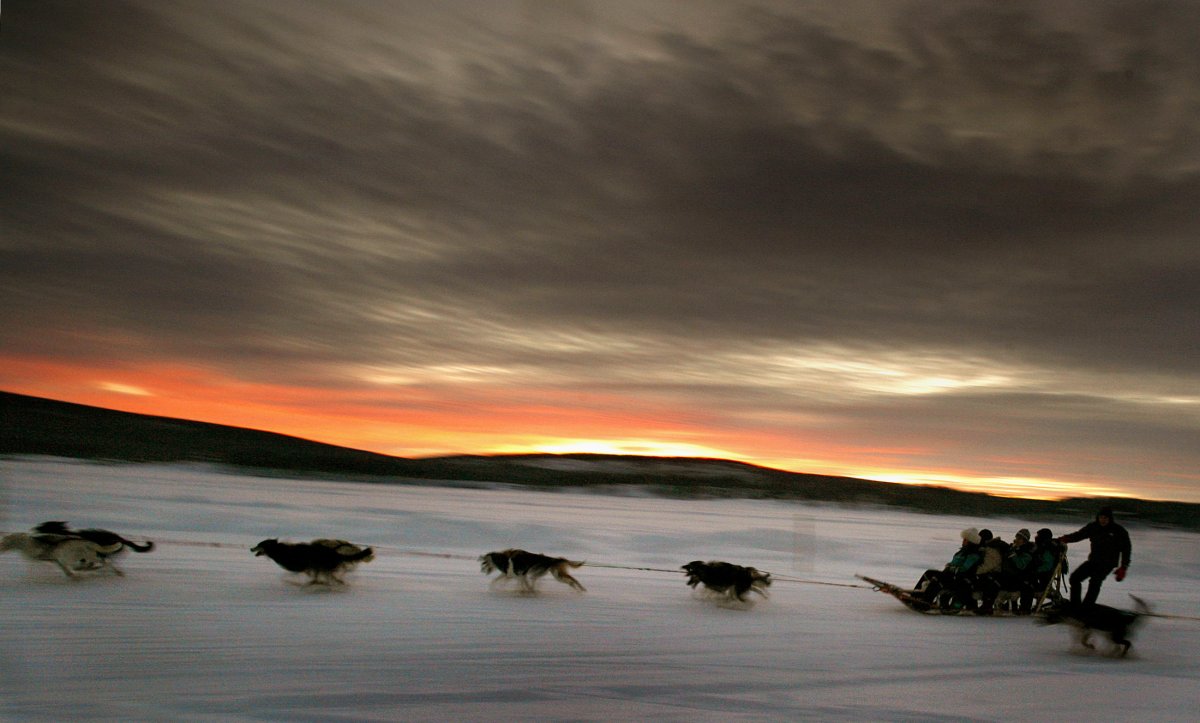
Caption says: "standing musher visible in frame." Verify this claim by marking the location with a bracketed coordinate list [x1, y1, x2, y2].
[1057, 506, 1132, 606]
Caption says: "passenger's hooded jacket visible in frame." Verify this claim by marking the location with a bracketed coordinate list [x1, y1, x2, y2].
[976, 538, 1007, 576]
[945, 544, 982, 576]
[1033, 529, 1067, 575]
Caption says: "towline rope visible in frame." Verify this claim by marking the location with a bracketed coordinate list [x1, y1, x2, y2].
[154, 536, 871, 588]
[42, 535, 1200, 613]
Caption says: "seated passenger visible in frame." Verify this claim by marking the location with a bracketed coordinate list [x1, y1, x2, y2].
[998, 528, 1035, 613]
[914, 528, 983, 610]
[1030, 527, 1068, 610]
[973, 529, 1009, 615]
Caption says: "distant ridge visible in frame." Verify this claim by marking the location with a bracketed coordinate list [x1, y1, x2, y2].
[3, 390, 1198, 530]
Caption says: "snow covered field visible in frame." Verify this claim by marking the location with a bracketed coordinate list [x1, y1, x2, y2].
[2, 458, 1198, 722]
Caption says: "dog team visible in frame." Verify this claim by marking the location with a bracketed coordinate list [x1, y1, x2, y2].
[2, 505, 1146, 655]
[2, 521, 771, 604]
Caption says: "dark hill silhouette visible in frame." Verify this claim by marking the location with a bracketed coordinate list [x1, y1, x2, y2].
[3, 390, 1197, 530]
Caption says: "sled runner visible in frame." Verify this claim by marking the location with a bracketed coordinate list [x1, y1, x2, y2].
[857, 575, 939, 613]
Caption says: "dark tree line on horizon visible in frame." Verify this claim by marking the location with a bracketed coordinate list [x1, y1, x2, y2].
[3, 391, 1197, 531]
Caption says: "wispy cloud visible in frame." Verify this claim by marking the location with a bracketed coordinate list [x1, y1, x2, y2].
[2, 0, 1198, 501]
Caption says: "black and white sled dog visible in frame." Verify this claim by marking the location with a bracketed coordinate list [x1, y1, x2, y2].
[1, 530, 120, 578]
[251, 538, 375, 586]
[478, 548, 586, 593]
[682, 560, 772, 603]
[33, 521, 154, 576]
[1039, 595, 1150, 657]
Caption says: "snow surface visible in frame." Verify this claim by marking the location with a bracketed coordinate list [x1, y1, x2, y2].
[2, 458, 1198, 722]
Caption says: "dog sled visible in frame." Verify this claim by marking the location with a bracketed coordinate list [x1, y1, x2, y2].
[857, 561, 1067, 617]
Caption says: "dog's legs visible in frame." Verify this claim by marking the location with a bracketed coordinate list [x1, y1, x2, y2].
[1115, 637, 1132, 657]
[551, 566, 586, 592]
[52, 559, 78, 578]
[716, 587, 754, 608]
[735, 581, 753, 601]
[1112, 625, 1132, 657]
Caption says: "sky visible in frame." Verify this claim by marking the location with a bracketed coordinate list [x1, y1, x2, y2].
[2, 0, 1199, 503]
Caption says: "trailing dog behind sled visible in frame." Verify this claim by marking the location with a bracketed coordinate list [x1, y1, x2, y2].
[479, 548, 586, 593]
[251, 538, 374, 586]
[1, 531, 121, 578]
[1038, 594, 1150, 657]
[682, 560, 772, 603]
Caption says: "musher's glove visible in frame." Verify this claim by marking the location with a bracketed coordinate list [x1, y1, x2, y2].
[1115, 566, 1127, 582]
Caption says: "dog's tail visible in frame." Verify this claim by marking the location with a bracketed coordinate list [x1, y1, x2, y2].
[326, 543, 373, 564]
[565, 559, 584, 568]
[345, 546, 374, 564]
[106, 534, 154, 552]
[34, 523, 155, 553]
[90, 540, 125, 556]
[1129, 594, 1151, 615]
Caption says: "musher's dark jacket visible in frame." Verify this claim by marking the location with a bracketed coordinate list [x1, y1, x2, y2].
[1061, 518, 1132, 570]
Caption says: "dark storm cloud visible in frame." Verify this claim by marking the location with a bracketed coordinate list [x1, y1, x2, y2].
[6, 2, 1194, 364]
[2, 1, 1198, 493]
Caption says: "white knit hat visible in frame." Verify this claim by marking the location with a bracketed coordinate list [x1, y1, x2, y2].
[961, 527, 981, 544]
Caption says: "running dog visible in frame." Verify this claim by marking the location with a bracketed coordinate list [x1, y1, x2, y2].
[1, 531, 120, 578]
[682, 560, 772, 603]
[251, 538, 375, 586]
[478, 548, 586, 593]
[1039, 595, 1149, 657]
[33, 521, 154, 576]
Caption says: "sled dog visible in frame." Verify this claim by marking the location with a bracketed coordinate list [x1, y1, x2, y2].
[33, 521, 154, 576]
[682, 560, 772, 602]
[478, 548, 586, 593]
[251, 538, 374, 586]
[1039, 595, 1150, 657]
[1, 531, 120, 578]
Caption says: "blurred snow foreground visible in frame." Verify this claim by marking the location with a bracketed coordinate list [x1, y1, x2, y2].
[2, 458, 1199, 721]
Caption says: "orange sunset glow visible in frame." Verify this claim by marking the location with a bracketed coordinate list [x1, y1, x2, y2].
[0, 353, 1151, 502]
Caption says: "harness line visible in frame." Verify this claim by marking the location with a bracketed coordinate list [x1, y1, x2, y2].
[33, 534, 1198, 616]
[155, 536, 871, 588]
